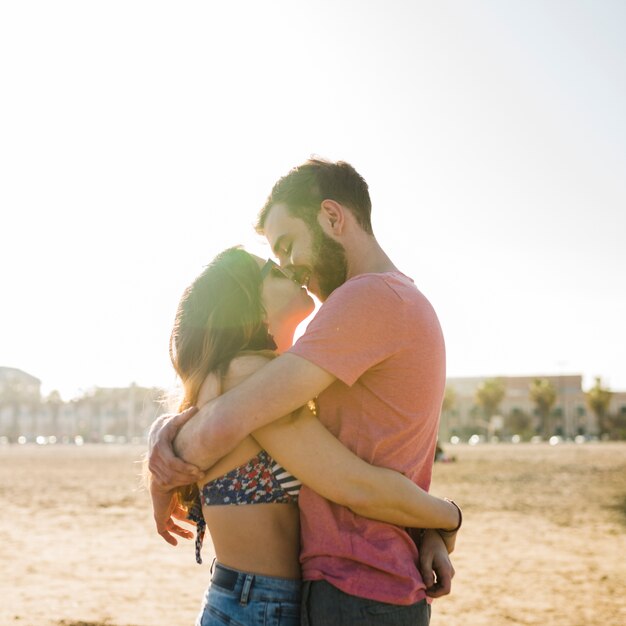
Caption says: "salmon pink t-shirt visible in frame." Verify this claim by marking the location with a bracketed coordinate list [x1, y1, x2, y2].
[288, 271, 446, 605]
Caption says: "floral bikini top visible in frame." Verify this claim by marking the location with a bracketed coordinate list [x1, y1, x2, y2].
[187, 450, 301, 564]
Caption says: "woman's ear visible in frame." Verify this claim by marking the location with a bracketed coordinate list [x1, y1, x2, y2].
[319, 199, 345, 235]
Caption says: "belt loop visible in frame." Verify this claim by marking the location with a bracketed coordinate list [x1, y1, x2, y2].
[209, 558, 217, 576]
[239, 573, 254, 606]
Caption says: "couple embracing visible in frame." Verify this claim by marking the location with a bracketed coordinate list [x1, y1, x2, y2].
[147, 158, 461, 626]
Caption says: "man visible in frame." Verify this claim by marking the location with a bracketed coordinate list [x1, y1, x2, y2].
[149, 158, 455, 624]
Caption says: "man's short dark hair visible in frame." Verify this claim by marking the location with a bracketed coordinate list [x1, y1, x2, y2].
[256, 157, 373, 235]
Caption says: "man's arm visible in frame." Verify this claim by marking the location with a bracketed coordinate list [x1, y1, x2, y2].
[149, 353, 335, 486]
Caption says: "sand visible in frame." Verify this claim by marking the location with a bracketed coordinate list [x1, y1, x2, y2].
[1, 442, 625, 626]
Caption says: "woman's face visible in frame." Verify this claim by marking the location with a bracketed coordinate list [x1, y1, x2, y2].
[254, 255, 315, 333]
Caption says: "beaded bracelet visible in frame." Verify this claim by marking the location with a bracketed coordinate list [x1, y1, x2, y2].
[440, 498, 462, 534]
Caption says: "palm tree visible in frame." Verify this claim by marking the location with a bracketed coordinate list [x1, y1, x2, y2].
[475, 378, 506, 435]
[586, 377, 612, 437]
[442, 385, 457, 414]
[529, 378, 557, 437]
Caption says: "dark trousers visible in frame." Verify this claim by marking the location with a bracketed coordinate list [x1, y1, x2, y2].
[301, 580, 431, 626]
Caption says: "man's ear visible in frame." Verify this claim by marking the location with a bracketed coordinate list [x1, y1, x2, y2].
[319, 199, 345, 235]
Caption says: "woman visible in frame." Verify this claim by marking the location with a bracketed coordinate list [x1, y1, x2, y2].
[156, 247, 461, 626]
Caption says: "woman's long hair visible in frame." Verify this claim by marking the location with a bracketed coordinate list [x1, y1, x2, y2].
[170, 247, 276, 509]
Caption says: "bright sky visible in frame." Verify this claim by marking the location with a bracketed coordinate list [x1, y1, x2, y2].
[2, 1, 625, 400]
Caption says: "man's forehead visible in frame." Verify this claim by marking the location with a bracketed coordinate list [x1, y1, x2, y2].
[264, 203, 303, 251]
[264, 203, 290, 230]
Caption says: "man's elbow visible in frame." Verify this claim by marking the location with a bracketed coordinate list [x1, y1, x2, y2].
[330, 481, 376, 516]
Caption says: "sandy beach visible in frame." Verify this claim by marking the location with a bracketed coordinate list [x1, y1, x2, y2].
[2, 441, 625, 626]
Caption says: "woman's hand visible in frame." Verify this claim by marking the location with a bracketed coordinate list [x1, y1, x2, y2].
[149, 479, 194, 546]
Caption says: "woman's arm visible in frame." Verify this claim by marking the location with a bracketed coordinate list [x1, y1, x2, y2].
[254, 406, 460, 533]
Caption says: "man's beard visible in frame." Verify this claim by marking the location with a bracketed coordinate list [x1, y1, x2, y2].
[311, 225, 348, 300]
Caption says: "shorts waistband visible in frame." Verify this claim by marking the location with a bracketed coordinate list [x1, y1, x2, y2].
[211, 562, 301, 606]
[212, 563, 239, 591]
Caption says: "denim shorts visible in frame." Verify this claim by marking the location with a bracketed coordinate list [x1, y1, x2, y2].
[196, 562, 302, 626]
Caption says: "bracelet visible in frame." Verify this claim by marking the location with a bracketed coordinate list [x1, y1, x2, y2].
[440, 498, 462, 534]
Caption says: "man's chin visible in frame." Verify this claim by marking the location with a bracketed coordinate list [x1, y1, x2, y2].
[307, 284, 325, 302]
[306, 276, 329, 302]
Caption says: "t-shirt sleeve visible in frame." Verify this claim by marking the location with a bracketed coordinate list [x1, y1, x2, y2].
[288, 275, 406, 386]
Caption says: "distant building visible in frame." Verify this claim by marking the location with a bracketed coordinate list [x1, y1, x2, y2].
[0, 367, 167, 442]
[63, 383, 167, 442]
[0, 367, 42, 441]
[0, 366, 41, 396]
[5, 366, 624, 443]
[441, 374, 626, 441]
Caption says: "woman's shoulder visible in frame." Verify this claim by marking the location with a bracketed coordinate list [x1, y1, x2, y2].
[198, 351, 277, 402]
[224, 350, 277, 391]
[231, 349, 277, 371]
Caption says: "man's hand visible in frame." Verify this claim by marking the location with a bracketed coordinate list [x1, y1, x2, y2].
[419, 529, 455, 598]
[148, 407, 204, 489]
[149, 479, 194, 546]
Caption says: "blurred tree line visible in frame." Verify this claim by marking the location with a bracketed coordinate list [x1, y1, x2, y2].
[442, 376, 626, 441]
